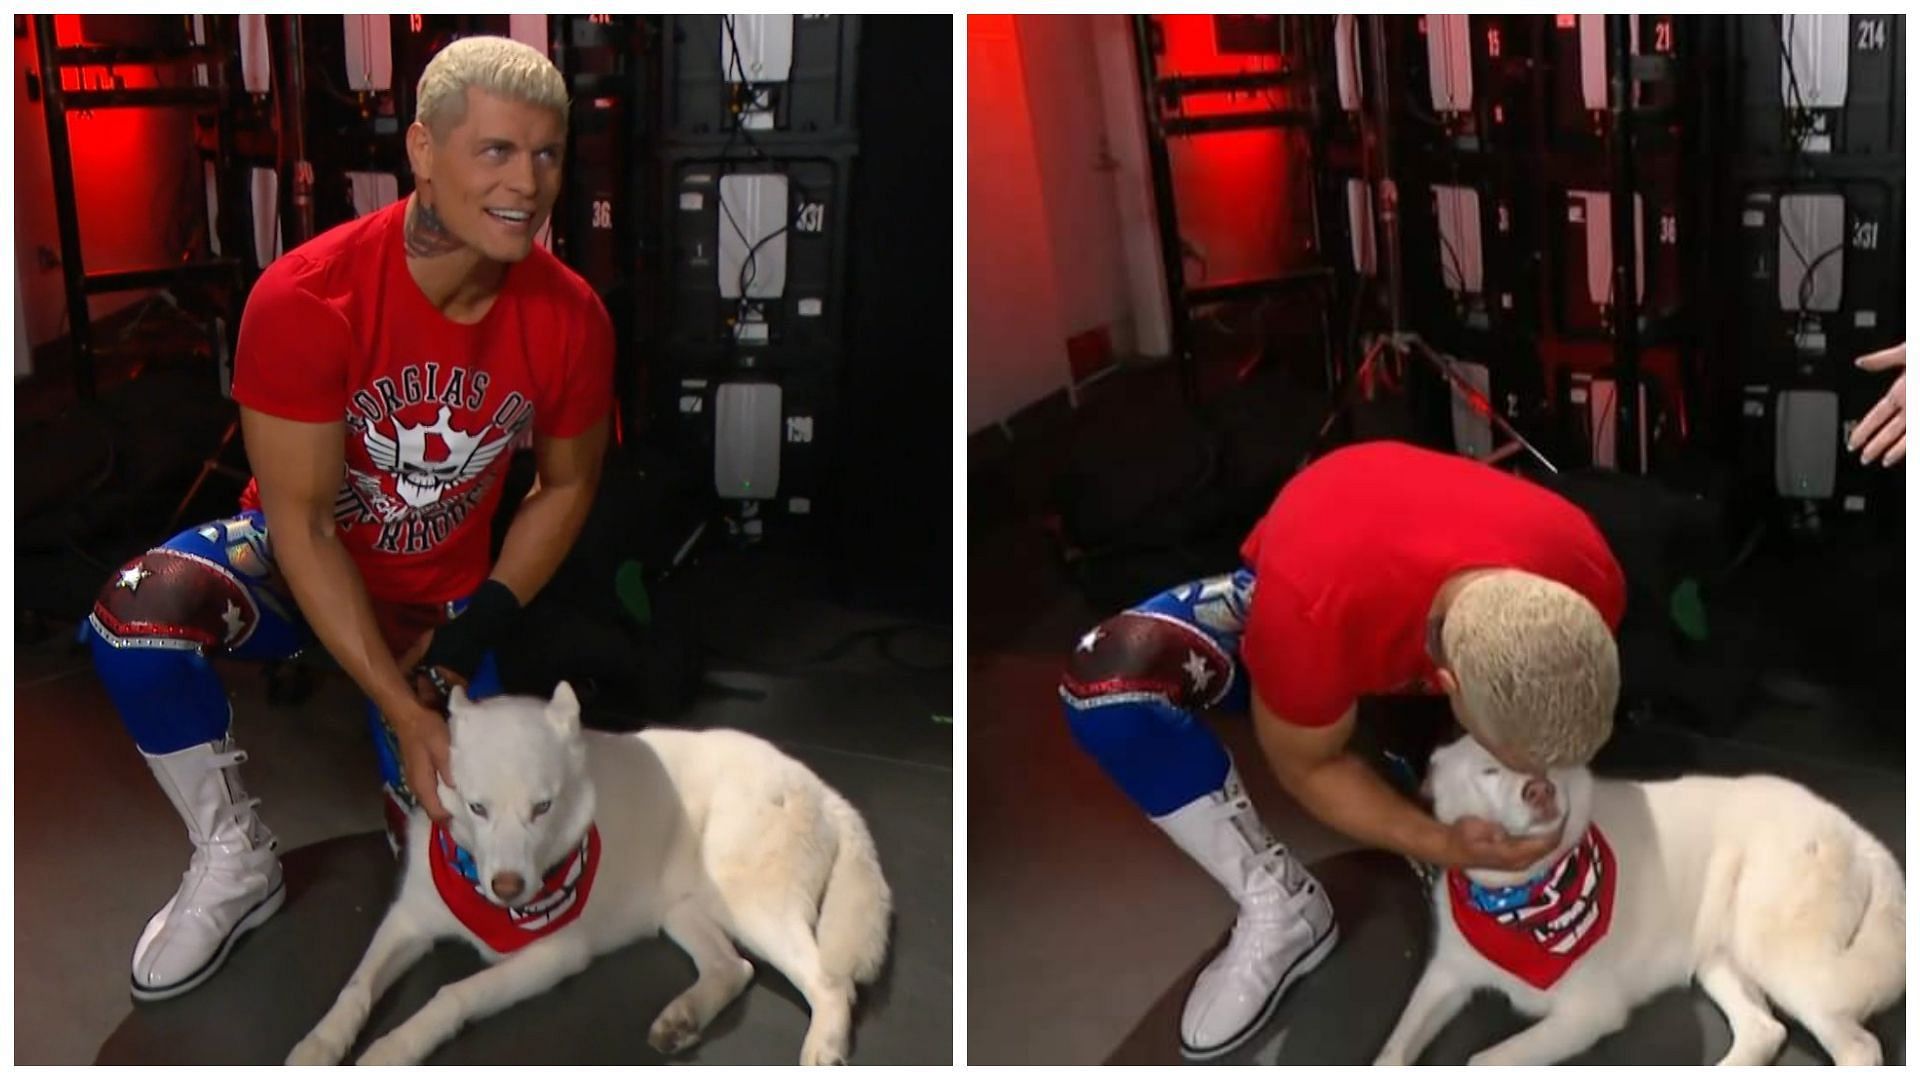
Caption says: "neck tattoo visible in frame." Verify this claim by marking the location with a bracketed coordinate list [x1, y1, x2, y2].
[1426, 613, 1447, 668]
[406, 195, 464, 258]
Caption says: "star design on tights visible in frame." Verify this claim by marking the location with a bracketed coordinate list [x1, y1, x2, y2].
[1076, 627, 1104, 653]
[116, 565, 151, 592]
[221, 600, 246, 643]
[1183, 650, 1215, 693]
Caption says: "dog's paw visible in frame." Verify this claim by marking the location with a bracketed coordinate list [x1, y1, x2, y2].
[287, 1030, 350, 1066]
[800, 1033, 849, 1066]
[355, 1031, 425, 1066]
[647, 1000, 705, 1056]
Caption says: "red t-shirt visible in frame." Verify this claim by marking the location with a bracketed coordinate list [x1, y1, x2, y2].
[231, 200, 615, 605]
[1238, 442, 1626, 727]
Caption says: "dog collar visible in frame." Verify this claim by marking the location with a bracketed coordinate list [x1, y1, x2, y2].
[1445, 824, 1616, 990]
[1465, 865, 1555, 914]
[429, 822, 601, 954]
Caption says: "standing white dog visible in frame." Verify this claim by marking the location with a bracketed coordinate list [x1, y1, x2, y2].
[288, 682, 891, 1066]
[1376, 733, 1903, 1066]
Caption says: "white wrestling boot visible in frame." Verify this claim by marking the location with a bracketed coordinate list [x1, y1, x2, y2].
[1153, 764, 1338, 1060]
[131, 737, 285, 1001]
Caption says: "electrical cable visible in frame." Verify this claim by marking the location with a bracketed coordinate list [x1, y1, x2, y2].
[1769, 15, 1839, 325]
[1591, 379, 1617, 463]
[1437, 212, 1473, 301]
[713, 16, 824, 346]
[1794, 240, 1845, 315]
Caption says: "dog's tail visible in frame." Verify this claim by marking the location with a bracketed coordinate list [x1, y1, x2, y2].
[1740, 817, 1906, 1022]
[815, 790, 892, 987]
[1821, 835, 1906, 1018]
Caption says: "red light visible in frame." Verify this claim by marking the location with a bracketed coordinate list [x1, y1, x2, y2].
[410, 14, 423, 33]
[1462, 385, 1493, 418]
[1143, 17, 1311, 284]
[1556, 14, 1577, 30]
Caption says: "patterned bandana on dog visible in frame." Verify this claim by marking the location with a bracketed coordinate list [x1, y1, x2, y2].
[429, 822, 602, 954]
[1445, 825, 1617, 990]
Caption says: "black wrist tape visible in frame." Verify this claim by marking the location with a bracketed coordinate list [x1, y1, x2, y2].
[423, 579, 521, 681]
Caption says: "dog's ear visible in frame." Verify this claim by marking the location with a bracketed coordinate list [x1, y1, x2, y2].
[546, 680, 581, 737]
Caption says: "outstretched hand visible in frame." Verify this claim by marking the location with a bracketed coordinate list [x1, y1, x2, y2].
[1849, 344, 1906, 467]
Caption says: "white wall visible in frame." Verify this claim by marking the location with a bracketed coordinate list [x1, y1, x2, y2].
[1089, 14, 1171, 360]
[967, 15, 1170, 432]
[966, 15, 1071, 432]
[1016, 15, 1136, 358]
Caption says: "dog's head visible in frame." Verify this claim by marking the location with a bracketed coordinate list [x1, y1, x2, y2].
[1427, 732, 1593, 867]
[437, 681, 597, 908]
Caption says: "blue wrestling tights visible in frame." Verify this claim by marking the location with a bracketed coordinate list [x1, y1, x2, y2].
[1058, 570, 1255, 817]
[84, 508, 500, 804]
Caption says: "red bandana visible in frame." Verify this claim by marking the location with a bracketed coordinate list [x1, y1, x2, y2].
[429, 822, 602, 954]
[1445, 825, 1617, 990]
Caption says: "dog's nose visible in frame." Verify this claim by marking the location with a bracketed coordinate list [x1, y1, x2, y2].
[491, 871, 526, 902]
[1522, 778, 1557, 819]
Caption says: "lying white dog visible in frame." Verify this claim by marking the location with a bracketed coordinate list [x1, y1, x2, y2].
[1377, 733, 1904, 1066]
[288, 682, 891, 1065]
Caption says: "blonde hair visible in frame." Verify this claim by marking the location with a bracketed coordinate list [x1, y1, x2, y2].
[415, 36, 569, 138]
[1440, 570, 1619, 768]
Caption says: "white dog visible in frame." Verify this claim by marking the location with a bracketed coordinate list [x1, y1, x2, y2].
[1376, 733, 1903, 1066]
[288, 682, 892, 1066]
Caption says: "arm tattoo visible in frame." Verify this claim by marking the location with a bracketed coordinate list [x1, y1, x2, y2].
[405, 196, 464, 258]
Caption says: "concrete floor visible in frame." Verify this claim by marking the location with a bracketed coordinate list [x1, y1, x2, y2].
[967, 652, 1353, 1064]
[966, 381, 1907, 1064]
[16, 638, 387, 1065]
[968, 645, 1907, 1065]
[15, 586, 954, 1064]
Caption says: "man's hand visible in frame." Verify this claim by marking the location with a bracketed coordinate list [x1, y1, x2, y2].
[1850, 344, 1906, 466]
[391, 702, 455, 822]
[1440, 816, 1562, 872]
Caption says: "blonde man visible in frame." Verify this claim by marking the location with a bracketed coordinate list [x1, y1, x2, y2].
[85, 36, 615, 1001]
[1061, 440, 1625, 1059]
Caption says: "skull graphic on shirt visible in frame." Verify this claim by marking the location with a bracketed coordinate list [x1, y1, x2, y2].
[336, 404, 516, 531]
[365, 405, 513, 509]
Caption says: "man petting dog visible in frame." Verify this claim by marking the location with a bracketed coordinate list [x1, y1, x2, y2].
[1060, 440, 1626, 1059]
[84, 37, 613, 1002]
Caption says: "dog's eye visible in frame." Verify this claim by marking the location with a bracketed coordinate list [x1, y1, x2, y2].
[531, 800, 552, 819]
[1480, 768, 1502, 778]
[468, 802, 489, 819]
